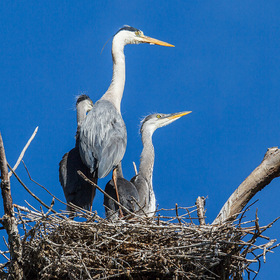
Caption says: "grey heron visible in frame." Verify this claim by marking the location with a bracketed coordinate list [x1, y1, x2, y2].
[131, 111, 192, 217]
[59, 95, 94, 216]
[104, 163, 139, 221]
[104, 111, 191, 219]
[78, 26, 174, 209]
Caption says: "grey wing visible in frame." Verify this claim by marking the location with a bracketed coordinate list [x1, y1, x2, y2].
[98, 116, 127, 178]
[79, 100, 127, 178]
[59, 147, 95, 211]
[131, 175, 150, 211]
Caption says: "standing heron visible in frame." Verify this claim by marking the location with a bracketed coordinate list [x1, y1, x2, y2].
[104, 111, 191, 219]
[59, 95, 94, 216]
[79, 26, 174, 209]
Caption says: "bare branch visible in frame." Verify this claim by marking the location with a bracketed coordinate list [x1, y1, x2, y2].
[213, 147, 280, 224]
[78, 170, 138, 219]
[6, 202, 278, 280]
[0, 133, 13, 216]
[132, 161, 138, 175]
[8, 126, 38, 178]
[0, 132, 23, 279]
[22, 160, 68, 207]
[175, 203, 182, 225]
[196, 196, 206, 225]
[7, 162, 59, 216]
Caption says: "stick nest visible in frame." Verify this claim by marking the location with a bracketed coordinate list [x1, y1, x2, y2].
[1, 204, 278, 280]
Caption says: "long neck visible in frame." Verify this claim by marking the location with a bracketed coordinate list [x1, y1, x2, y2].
[138, 130, 155, 188]
[101, 38, 126, 113]
[76, 103, 87, 130]
[75, 103, 87, 145]
[116, 162, 124, 178]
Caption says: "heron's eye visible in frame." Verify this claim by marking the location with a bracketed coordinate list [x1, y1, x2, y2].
[156, 114, 161, 119]
[135, 30, 143, 37]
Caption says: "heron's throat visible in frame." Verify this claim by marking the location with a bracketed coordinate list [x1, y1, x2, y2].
[101, 43, 126, 113]
[139, 131, 155, 188]
[76, 103, 87, 133]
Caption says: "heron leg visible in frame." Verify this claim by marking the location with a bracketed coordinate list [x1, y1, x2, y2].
[90, 191, 94, 212]
[90, 176, 97, 212]
[112, 168, 124, 218]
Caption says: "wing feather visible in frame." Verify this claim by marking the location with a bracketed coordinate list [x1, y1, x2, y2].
[79, 100, 127, 178]
[59, 147, 95, 211]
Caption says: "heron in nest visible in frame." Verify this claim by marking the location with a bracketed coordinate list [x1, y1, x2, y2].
[78, 26, 174, 212]
[104, 111, 191, 219]
[59, 95, 94, 217]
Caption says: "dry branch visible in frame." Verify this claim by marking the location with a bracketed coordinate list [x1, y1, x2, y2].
[78, 170, 138, 218]
[0, 133, 23, 279]
[8, 126, 38, 178]
[7, 162, 59, 216]
[133, 161, 138, 175]
[196, 196, 206, 225]
[0, 205, 276, 280]
[213, 147, 280, 224]
[0, 128, 279, 279]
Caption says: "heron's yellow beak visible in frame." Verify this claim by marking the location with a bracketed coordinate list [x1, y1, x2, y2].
[140, 36, 174, 47]
[167, 111, 192, 120]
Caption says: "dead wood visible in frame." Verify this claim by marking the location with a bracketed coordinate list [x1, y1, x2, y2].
[196, 196, 206, 225]
[213, 147, 280, 224]
[0, 133, 23, 279]
[0, 204, 276, 280]
[0, 129, 279, 279]
[8, 126, 38, 178]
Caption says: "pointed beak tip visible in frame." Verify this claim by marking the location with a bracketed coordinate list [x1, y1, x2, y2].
[159, 42, 175, 48]
[142, 36, 174, 47]
[180, 111, 192, 117]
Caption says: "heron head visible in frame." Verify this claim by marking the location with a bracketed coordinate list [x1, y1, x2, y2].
[114, 26, 174, 47]
[141, 111, 192, 135]
[76, 95, 94, 114]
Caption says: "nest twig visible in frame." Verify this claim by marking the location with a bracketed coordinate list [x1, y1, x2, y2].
[0, 131, 279, 279]
[0, 203, 278, 280]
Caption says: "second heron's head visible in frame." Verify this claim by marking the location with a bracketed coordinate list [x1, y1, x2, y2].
[76, 95, 94, 130]
[113, 25, 174, 48]
[140, 111, 192, 136]
[76, 95, 93, 114]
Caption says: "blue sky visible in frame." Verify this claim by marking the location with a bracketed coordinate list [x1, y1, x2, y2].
[1, 1, 280, 278]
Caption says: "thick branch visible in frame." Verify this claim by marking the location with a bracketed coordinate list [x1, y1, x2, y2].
[196, 196, 206, 225]
[213, 147, 280, 224]
[0, 132, 23, 279]
[0, 133, 13, 216]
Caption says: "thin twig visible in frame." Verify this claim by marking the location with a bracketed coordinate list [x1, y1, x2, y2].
[8, 126, 38, 178]
[78, 170, 138, 219]
[7, 162, 59, 216]
[132, 161, 138, 175]
[22, 160, 68, 207]
[175, 203, 182, 225]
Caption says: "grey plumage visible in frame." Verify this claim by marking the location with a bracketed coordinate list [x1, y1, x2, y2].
[59, 95, 94, 216]
[104, 164, 139, 221]
[59, 148, 94, 212]
[104, 112, 191, 219]
[79, 100, 127, 178]
[131, 112, 192, 217]
[78, 26, 174, 186]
